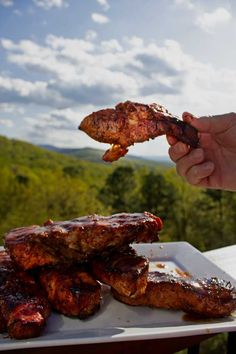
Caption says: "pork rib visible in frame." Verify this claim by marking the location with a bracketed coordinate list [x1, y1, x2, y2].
[0, 251, 51, 339]
[113, 271, 236, 318]
[91, 246, 149, 298]
[40, 265, 101, 318]
[4, 212, 162, 270]
[79, 101, 199, 162]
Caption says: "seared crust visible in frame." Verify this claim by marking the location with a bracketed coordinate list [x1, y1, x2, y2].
[79, 101, 199, 161]
[91, 246, 149, 298]
[39, 266, 101, 318]
[0, 251, 51, 339]
[113, 271, 236, 318]
[4, 212, 162, 270]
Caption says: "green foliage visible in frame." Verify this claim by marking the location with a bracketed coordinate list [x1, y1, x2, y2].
[99, 166, 138, 213]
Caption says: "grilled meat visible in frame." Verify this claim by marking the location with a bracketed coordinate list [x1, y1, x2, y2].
[4, 212, 162, 270]
[91, 246, 149, 298]
[39, 265, 101, 318]
[79, 100, 199, 162]
[113, 271, 236, 318]
[0, 251, 51, 339]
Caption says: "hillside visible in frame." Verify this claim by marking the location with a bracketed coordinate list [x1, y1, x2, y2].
[40, 145, 173, 168]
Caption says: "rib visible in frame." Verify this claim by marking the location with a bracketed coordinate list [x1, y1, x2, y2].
[39, 265, 101, 318]
[91, 246, 149, 298]
[113, 271, 236, 318]
[79, 101, 199, 162]
[4, 212, 162, 270]
[0, 251, 51, 339]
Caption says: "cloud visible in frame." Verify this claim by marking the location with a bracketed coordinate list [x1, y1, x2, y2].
[174, 0, 195, 10]
[96, 0, 110, 11]
[0, 35, 236, 152]
[0, 103, 25, 114]
[85, 30, 97, 41]
[0, 0, 13, 7]
[0, 118, 14, 127]
[91, 13, 109, 24]
[0, 34, 220, 110]
[195, 7, 232, 33]
[0, 75, 69, 107]
[33, 0, 68, 10]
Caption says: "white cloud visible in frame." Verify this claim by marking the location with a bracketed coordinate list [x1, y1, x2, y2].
[1, 34, 236, 152]
[85, 30, 98, 41]
[96, 0, 110, 11]
[0, 118, 14, 127]
[196, 7, 232, 33]
[0, 103, 25, 114]
[13, 9, 22, 16]
[174, 0, 195, 10]
[33, 0, 68, 10]
[0, 75, 68, 107]
[101, 39, 123, 52]
[0, 0, 13, 7]
[91, 12, 109, 24]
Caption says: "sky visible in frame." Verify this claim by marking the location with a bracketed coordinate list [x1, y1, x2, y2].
[0, 0, 236, 158]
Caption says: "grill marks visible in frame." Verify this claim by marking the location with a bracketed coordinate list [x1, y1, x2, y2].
[79, 101, 199, 162]
[0, 251, 51, 339]
[4, 212, 162, 270]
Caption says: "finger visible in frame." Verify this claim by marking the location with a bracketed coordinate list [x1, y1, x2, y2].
[175, 148, 205, 177]
[166, 135, 178, 146]
[182, 111, 234, 134]
[185, 161, 215, 186]
[168, 141, 190, 163]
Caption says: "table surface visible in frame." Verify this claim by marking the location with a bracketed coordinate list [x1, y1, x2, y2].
[2, 244, 236, 354]
[204, 244, 236, 279]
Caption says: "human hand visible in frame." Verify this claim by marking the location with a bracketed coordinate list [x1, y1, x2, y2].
[167, 112, 236, 191]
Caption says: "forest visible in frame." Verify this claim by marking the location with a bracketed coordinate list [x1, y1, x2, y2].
[0, 134, 236, 251]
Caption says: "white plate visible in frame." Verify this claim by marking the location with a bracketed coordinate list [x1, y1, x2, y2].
[1, 242, 236, 351]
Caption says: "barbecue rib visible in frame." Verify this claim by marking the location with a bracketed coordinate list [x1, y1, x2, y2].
[91, 246, 149, 298]
[39, 265, 101, 318]
[113, 271, 236, 318]
[4, 212, 162, 270]
[79, 101, 199, 162]
[0, 251, 51, 339]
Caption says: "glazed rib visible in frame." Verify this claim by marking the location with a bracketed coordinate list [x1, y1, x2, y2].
[39, 265, 101, 318]
[0, 251, 51, 339]
[79, 101, 199, 161]
[4, 212, 162, 270]
[113, 271, 236, 318]
[91, 246, 149, 298]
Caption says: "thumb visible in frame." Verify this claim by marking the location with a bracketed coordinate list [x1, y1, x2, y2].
[182, 112, 231, 134]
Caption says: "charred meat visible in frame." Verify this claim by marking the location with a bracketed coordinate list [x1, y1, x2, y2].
[39, 265, 101, 318]
[4, 212, 162, 270]
[113, 271, 236, 318]
[91, 246, 149, 298]
[79, 101, 199, 161]
[0, 251, 51, 339]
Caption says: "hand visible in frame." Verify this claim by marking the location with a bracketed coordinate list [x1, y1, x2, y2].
[167, 112, 236, 191]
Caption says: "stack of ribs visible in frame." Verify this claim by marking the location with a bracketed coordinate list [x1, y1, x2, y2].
[1, 212, 162, 339]
[1, 211, 236, 340]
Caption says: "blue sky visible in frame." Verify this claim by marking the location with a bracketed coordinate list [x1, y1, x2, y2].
[0, 0, 236, 157]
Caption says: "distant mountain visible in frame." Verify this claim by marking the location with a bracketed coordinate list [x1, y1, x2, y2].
[40, 145, 174, 168]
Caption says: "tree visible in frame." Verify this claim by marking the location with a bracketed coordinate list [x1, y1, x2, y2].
[99, 166, 137, 212]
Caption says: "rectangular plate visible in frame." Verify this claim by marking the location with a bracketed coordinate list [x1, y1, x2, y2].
[1, 242, 236, 351]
